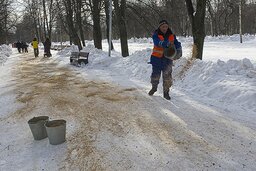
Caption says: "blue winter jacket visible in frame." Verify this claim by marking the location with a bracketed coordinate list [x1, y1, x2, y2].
[152, 28, 181, 51]
[150, 29, 182, 68]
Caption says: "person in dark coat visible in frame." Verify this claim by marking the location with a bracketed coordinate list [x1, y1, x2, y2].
[43, 37, 51, 57]
[148, 20, 182, 100]
[21, 41, 28, 53]
[24, 43, 28, 53]
[16, 41, 22, 53]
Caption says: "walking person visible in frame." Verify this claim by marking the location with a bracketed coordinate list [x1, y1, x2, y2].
[16, 41, 22, 53]
[43, 37, 52, 57]
[21, 41, 27, 53]
[148, 20, 182, 100]
[31, 38, 39, 57]
[24, 42, 28, 53]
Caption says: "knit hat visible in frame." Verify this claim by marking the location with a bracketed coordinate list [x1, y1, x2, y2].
[158, 20, 169, 27]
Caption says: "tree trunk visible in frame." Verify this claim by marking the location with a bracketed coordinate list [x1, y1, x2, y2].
[38, 17, 43, 42]
[119, 19, 129, 57]
[239, 0, 243, 43]
[76, 0, 85, 47]
[33, 18, 39, 40]
[90, 0, 102, 49]
[113, 0, 129, 57]
[42, 0, 48, 38]
[104, 0, 114, 50]
[48, 0, 54, 40]
[64, 0, 82, 50]
[92, 12, 102, 49]
[207, 0, 214, 36]
[185, 0, 206, 60]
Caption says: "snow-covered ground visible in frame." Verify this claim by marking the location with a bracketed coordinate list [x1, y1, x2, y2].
[0, 34, 256, 170]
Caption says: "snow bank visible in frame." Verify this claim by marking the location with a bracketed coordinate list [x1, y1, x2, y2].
[174, 58, 256, 111]
[0, 45, 12, 65]
[56, 45, 79, 57]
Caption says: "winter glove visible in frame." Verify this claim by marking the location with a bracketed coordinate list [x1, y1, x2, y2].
[159, 40, 171, 48]
[166, 41, 175, 48]
[166, 41, 171, 47]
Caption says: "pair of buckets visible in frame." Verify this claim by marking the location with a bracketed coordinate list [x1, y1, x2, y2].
[28, 116, 66, 145]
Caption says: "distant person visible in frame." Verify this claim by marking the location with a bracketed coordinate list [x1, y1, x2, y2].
[21, 41, 25, 53]
[148, 20, 182, 100]
[43, 37, 52, 57]
[24, 43, 28, 53]
[31, 38, 39, 57]
[21, 41, 28, 53]
[16, 41, 22, 53]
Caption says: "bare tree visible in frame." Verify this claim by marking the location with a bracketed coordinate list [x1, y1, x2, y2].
[161, 0, 188, 35]
[185, 0, 207, 60]
[243, 0, 256, 34]
[113, 0, 129, 57]
[0, 0, 10, 44]
[126, 0, 161, 37]
[6, 0, 256, 46]
[62, 0, 82, 50]
[74, 0, 85, 47]
[41, 0, 56, 40]
[88, 0, 103, 49]
[25, 0, 37, 39]
[15, 13, 35, 42]
[104, 0, 114, 50]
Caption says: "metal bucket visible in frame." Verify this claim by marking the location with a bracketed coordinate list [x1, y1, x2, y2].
[45, 120, 66, 145]
[164, 45, 177, 60]
[28, 116, 49, 140]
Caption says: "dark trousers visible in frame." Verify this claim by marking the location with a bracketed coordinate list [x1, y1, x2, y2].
[150, 56, 173, 92]
[34, 48, 39, 57]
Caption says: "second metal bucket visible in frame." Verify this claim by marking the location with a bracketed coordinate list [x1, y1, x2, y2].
[45, 119, 66, 145]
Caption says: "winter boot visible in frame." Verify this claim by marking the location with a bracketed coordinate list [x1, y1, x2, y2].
[163, 91, 171, 100]
[148, 86, 157, 96]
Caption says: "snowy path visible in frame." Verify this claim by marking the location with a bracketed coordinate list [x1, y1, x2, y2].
[0, 51, 255, 171]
